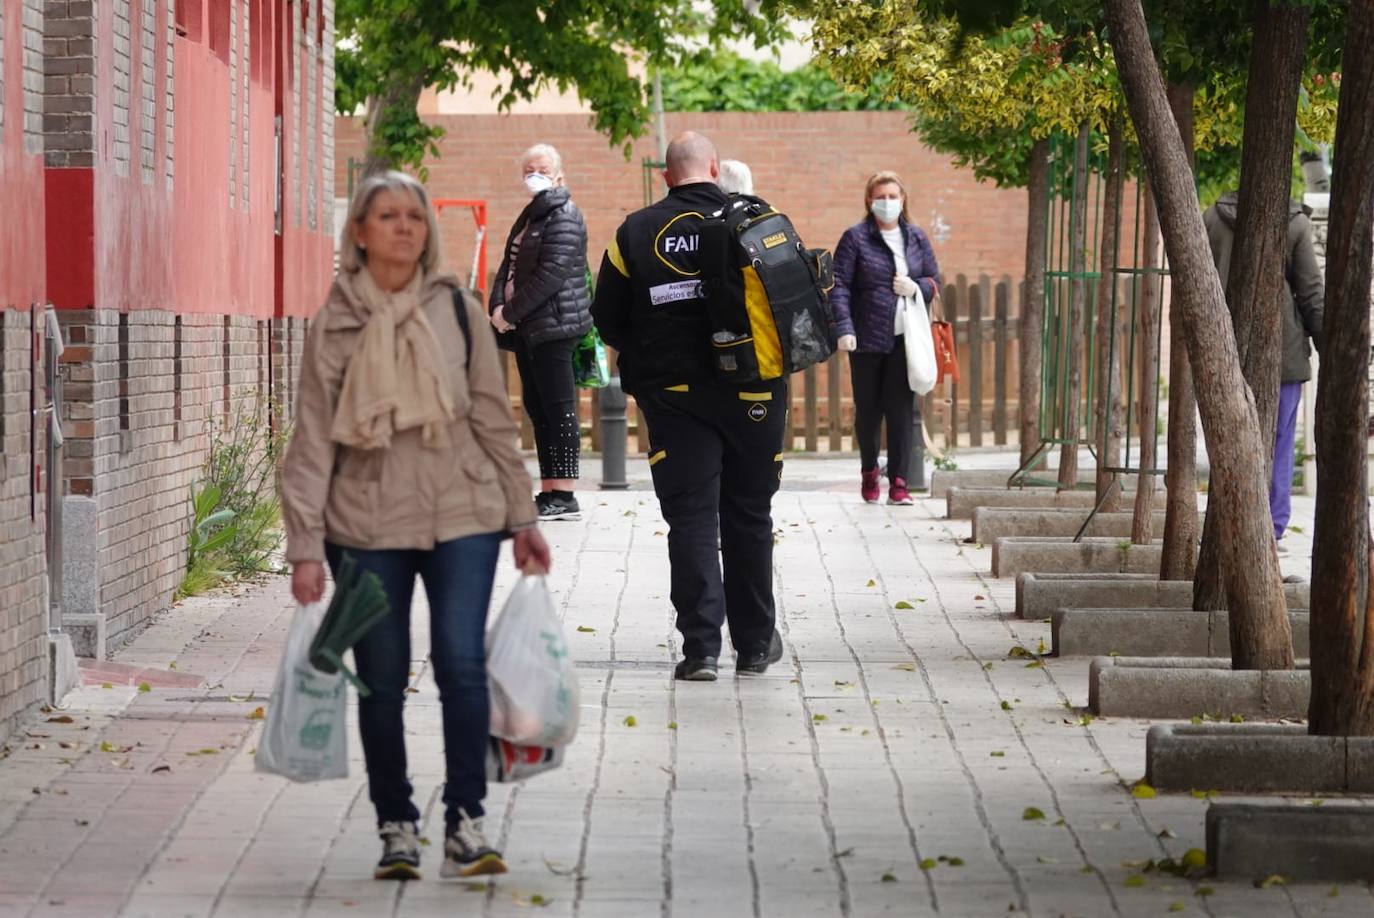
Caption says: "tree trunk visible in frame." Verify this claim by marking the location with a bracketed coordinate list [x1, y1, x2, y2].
[1059, 124, 1091, 490]
[1104, 0, 1293, 670]
[1094, 117, 1126, 512]
[1161, 81, 1199, 580]
[363, 74, 427, 177]
[1308, 0, 1374, 735]
[1192, 0, 1310, 608]
[1131, 184, 1162, 542]
[1021, 139, 1051, 466]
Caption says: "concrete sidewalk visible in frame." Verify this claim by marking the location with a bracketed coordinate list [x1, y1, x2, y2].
[0, 457, 1357, 918]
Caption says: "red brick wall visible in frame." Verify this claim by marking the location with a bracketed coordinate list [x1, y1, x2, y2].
[335, 111, 1030, 295]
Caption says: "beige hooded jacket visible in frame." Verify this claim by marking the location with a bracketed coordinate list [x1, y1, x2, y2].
[281, 269, 537, 564]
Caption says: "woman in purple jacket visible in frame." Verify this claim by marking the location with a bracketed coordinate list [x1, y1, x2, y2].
[831, 171, 941, 505]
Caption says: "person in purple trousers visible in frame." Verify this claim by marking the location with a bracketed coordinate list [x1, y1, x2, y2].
[1204, 191, 1325, 545]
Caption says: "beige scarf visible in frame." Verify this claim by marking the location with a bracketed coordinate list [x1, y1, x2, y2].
[330, 267, 455, 450]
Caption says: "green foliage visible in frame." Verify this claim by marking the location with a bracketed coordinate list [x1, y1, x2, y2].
[178, 397, 288, 599]
[338, 0, 790, 171]
[659, 50, 903, 113]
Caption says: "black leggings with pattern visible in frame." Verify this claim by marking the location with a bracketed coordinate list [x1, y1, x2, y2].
[514, 336, 580, 481]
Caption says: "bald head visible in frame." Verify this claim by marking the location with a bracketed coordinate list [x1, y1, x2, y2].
[664, 131, 719, 187]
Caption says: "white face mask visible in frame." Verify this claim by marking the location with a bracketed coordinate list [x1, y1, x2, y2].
[524, 173, 555, 196]
[870, 198, 903, 223]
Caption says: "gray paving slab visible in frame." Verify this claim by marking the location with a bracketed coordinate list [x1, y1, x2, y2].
[0, 456, 1338, 917]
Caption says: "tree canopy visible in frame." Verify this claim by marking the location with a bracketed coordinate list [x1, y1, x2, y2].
[659, 50, 903, 112]
[337, 0, 789, 172]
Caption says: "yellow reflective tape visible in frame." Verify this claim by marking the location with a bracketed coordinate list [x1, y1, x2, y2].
[742, 265, 784, 379]
[606, 237, 630, 277]
[737, 391, 773, 402]
[773, 453, 784, 462]
[648, 450, 667, 467]
[665, 384, 690, 392]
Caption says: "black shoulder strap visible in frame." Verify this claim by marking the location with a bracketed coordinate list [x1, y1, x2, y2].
[451, 287, 472, 372]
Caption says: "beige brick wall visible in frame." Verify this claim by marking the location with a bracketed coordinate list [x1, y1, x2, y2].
[55, 309, 306, 650]
[0, 308, 48, 746]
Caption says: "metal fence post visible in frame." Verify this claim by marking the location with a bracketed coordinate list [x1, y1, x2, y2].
[599, 376, 629, 490]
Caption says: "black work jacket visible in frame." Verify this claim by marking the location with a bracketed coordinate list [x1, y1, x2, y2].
[591, 182, 736, 394]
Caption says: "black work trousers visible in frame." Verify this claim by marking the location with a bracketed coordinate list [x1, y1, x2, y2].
[514, 335, 580, 481]
[634, 379, 787, 661]
[849, 338, 914, 481]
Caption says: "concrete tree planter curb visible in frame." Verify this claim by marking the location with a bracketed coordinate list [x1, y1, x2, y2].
[1208, 803, 1374, 883]
[931, 469, 1143, 499]
[992, 537, 1165, 578]
[1144, 723, 1374, 793]
[946, 486, 1159, 520]
[1016, 572, 1310, 619]
[971, 507, 1168, 543]
[1088, 656, 1310, 718]
[1053, 608, 1310, 657]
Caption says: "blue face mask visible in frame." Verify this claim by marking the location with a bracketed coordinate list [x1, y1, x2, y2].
[870, 198, 902, 223]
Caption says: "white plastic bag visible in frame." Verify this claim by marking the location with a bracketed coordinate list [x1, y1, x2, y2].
[255, 601, 349, 782]
[486, 576, 580, 747]
[903, 287, 938, 396]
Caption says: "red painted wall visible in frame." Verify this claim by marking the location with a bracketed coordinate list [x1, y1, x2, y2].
[0, 0, 46, 308]
[47, 0, 331, 318]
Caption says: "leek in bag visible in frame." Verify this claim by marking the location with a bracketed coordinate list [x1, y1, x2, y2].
[486, 576, 580, 747]
[256, 601, 349, 782]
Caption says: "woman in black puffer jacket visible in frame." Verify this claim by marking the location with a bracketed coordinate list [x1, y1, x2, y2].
[489, 144, 593, 521]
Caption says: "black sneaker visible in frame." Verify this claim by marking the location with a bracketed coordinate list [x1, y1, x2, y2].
[375, 820, 422, 880]
[440, 809, 507, 878]
[537, 492, 582, 522]
[674, 657, 719, 681]
[736, 629, 784, 675]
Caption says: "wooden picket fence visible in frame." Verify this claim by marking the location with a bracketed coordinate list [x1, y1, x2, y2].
[501, 272, 1025, 454]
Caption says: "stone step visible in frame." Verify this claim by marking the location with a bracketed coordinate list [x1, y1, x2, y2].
[1052, 607, 1310, 657]
[991, 537, 1166, 578]
[1016, 572, 1310, 619]
[947, 486, 1166, 520]
[1088, 655, 1309, 719]
[971, 507, 1167, 543]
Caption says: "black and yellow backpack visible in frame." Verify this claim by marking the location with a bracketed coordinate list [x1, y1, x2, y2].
[699, 195, 836, 383]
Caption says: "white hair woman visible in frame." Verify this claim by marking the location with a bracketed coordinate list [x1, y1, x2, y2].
[718, 159, 754, 195]
[489, 143, 593, 520]
[281, 170, 551, 881]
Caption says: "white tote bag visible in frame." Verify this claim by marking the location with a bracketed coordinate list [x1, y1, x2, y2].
[255, 601, 349, 782]
[903, 286, 939, 396]
[486, 576, 580, 748]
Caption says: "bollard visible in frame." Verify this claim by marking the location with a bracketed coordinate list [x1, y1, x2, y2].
[599, 376, 629, 490]
[908, 395, 926, 491]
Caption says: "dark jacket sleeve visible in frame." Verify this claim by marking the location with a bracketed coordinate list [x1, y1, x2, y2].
[1289, 213, 1325, 351]
[505, 202, 587, 324]
[830, 228, 859, 338]
[591, 225, 634, 352]
[911, 226, 942, 306]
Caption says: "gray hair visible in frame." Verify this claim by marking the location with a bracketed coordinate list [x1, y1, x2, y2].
[520, 143, 563, 177]
[338, 170, 442, 274]
[719, 159, 754, 195]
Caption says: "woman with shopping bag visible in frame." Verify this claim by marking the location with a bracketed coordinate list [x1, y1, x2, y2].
[830, 171, 943, 505]
[280, 170, 552, 881]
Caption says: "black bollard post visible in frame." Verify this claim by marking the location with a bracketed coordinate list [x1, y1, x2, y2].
[908, 395, 927, 491]
[599, 376, 629, 490]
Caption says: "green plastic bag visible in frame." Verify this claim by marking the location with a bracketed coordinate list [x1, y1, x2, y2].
[572, 327, 610, 389]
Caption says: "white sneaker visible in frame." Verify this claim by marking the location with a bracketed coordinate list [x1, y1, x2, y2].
[440, 809, 508, 878]
[375, 820, 422, 880]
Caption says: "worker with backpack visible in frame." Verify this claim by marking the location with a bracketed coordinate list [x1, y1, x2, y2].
[591, 131, 834, 683]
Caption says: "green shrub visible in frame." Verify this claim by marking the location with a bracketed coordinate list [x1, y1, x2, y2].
[178, 396, 288, 599]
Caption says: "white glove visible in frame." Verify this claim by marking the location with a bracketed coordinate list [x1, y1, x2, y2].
[892, 275, 919, 298]
[490, 305, 515, 333]
[837, 334, 857, 352]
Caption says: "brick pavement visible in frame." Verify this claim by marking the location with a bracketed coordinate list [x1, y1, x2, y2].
[0, 456, 1365, 918]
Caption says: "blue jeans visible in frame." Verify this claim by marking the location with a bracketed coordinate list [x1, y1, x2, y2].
[1270, 382, 1303, 540]
[325, 533, 502, 831]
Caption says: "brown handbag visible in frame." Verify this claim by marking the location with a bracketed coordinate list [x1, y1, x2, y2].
[928, 289, 960, 384]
